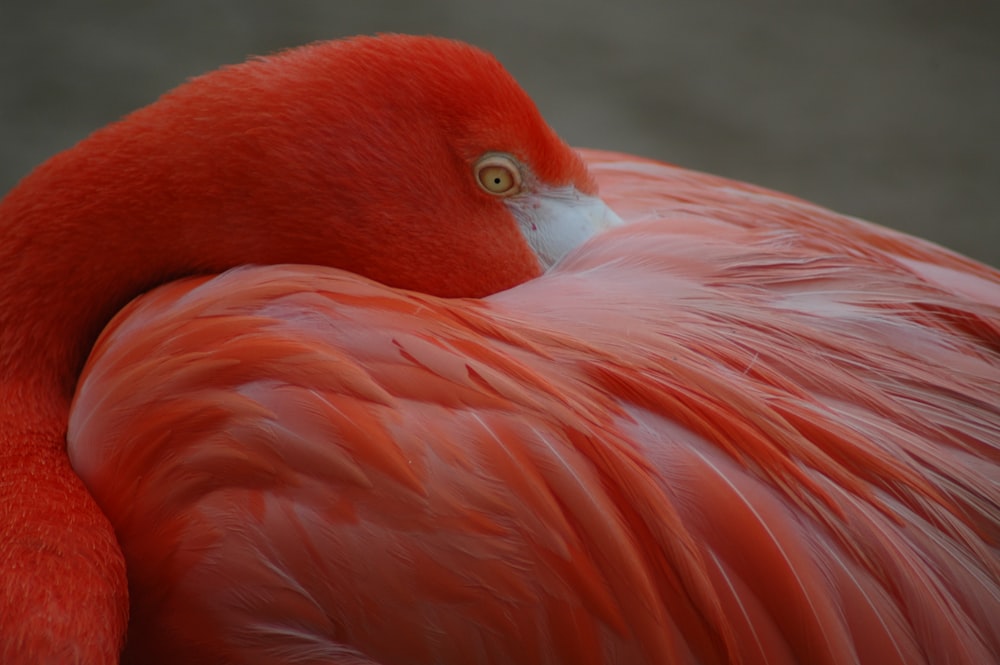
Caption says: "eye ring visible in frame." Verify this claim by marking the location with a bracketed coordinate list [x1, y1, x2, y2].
[474, 154, 522, 197]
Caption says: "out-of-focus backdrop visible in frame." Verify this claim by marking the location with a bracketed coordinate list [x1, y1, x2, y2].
[2, 2, 998, 266]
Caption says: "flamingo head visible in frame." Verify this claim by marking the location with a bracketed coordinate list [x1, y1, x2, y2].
[8, 34, 620, 300]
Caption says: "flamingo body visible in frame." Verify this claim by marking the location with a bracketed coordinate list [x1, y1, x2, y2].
[0, 33, 997, 665]
[68, 152, 1000, 664]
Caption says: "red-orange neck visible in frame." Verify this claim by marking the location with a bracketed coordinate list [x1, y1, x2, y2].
[0, 151, 136, 665]
[0, 380, 128, 664]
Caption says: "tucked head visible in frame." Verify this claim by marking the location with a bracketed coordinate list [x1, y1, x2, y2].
[0, 34, 628, 663]
[3, 34, 619, 301]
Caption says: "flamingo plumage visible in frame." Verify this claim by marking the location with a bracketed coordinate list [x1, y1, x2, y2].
[2, 35, 998, 665]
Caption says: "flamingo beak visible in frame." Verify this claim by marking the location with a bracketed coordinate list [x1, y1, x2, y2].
[508, 187, 624, 270]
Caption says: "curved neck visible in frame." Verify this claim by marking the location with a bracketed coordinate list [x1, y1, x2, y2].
[0, 148, 176, 396]
[0, 169, 132, 664]
[0, 383, 127, 663]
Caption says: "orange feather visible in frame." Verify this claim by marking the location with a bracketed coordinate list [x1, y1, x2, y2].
[71, 152, 1000, 663]
[3, 34, 999, 664]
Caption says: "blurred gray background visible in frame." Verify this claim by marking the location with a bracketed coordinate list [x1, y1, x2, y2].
[2, 1, 998, 267]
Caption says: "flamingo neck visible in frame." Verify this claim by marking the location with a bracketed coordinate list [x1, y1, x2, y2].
[0, 380, 128, 664]
[0, 175, 134, 664]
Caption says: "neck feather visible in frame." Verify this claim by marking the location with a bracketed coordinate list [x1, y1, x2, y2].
[0, 380, 128, 663]
[0, 145, 136, 665]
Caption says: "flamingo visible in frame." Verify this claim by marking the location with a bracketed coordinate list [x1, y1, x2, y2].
[1, 34, 997, 665]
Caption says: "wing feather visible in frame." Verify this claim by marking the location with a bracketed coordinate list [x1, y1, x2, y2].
[68, 151, 1000, 664]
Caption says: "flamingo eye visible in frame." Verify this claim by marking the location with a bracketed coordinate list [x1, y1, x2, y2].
[475, 154, 522, 196]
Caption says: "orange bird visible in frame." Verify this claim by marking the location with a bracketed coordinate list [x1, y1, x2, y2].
[1, 35, 997, 665]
